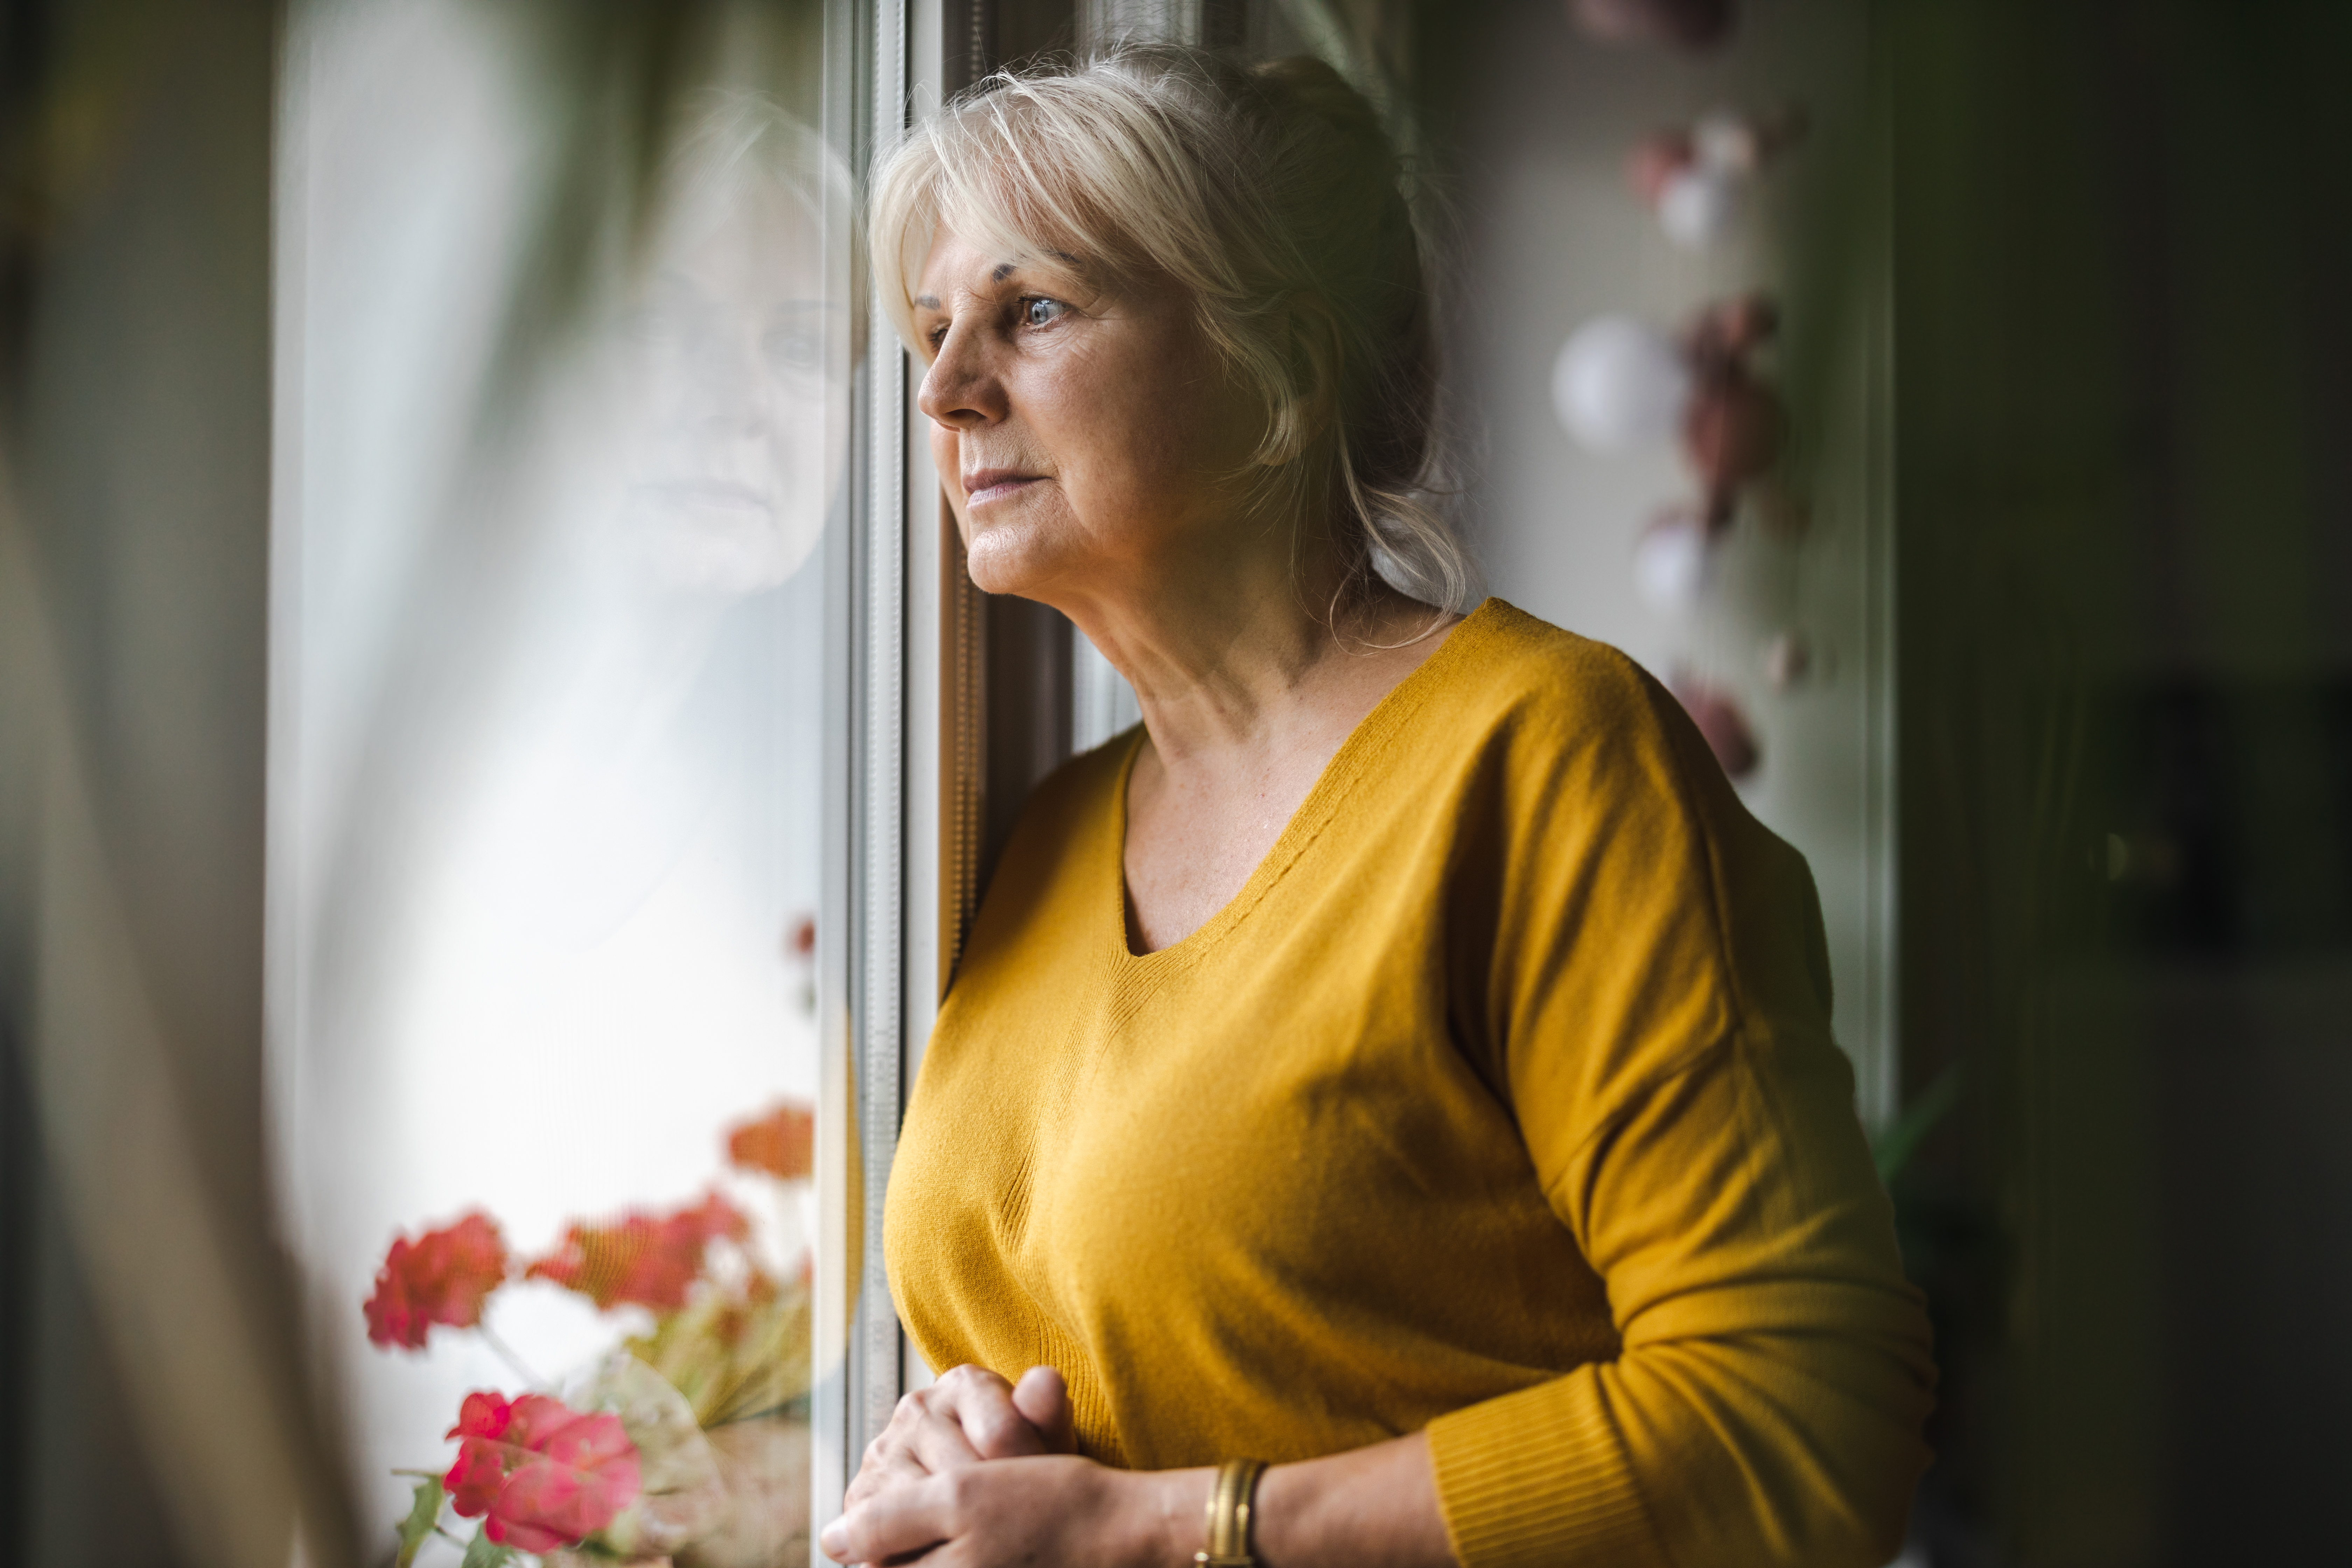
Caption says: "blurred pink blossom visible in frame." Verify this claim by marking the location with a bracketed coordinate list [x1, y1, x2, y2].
[363, 1212, 509, 1351]
[443, 1390, 642, 1553]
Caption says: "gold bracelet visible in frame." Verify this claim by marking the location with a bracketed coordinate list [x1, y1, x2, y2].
[1195, 1458, 1268, 1568]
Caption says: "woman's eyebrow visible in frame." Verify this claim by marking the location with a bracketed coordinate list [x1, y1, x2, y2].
[918, 255, 1078, 310]
[993, 254, 1080, 283]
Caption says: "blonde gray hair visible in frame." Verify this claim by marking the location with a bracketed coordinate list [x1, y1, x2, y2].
[870, 44, 1471, 614]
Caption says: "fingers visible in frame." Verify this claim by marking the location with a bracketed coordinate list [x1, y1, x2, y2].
[844, 1364, 1057, 1516]
[844, 1385, 983, 1513]
[936, 1364, 1052, 1461]
[822, 1467, 956, 1565]
[1011, 1366, 1076, 1454]
[825, 1455, 1114, 1568]
[842, 1426, 932, 1514]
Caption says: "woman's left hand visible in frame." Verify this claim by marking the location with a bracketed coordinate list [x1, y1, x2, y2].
[840, 1363, 1077, 1521]
[820, 1386, 1454, 1568]
[820, 1451, 1192, 1568]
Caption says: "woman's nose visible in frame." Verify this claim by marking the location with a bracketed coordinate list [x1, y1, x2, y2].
[684, 324, 772, 436]
[916, 321, 1004, 430]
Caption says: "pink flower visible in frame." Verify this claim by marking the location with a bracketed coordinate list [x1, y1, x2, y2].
[364, 1212, 509, 1351]
[443, 1391, 642, 1553]
[526, 1192, 749, 1312]
[725, 1101, 814, 1181]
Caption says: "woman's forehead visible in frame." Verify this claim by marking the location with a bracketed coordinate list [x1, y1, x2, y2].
[915, 227, 1089, 303]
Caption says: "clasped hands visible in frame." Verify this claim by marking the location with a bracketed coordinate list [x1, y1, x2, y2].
[820, 1363, 1197, 1568]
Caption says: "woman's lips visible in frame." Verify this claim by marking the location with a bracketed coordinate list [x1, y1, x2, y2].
[965, 470, 1043, 507]
[632, 479, 774, 517]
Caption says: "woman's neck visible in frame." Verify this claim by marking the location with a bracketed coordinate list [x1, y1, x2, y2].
[1064, 546, 1439, 769]
[1082, 537, 1462, 953]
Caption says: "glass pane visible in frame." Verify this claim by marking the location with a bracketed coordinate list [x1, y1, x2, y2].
[270, 5, 855, 1563]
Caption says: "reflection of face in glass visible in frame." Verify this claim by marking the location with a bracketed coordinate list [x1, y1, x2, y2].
[617, 153, 845, 598]
[500, 110, 850, 948]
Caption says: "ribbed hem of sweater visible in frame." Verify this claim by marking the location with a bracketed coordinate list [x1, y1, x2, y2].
[1425, 1373, 1661, 1568]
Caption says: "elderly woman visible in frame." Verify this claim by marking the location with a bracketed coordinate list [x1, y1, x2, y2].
[821, 46, 1933, 1568]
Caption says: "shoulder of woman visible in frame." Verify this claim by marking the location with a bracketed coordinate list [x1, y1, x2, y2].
[1452, 605, 1837, 1095]
[1446, 598, 1818, 959]
[1439, 598, 1717, 803]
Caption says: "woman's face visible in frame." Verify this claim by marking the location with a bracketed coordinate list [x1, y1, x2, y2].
[912, 227, 1263, 603]
[617, 175, 848, 596]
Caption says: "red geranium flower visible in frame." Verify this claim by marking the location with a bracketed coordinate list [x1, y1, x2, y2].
[724, 1101, 814, 1181]
[526, 1192, 748, 1312]
[443, 1390, 641, 1554]
[364, 1212, 510, 1350]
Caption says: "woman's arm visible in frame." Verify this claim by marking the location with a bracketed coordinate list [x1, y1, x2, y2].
[820, 1367, 1457, 1568]
[1251, 1431, 1454, 1567]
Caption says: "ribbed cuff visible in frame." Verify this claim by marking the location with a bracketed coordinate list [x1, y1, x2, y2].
[1425, 1373, 1661, 1568]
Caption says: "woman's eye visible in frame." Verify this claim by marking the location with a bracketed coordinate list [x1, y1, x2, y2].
[1021, 296, 1067, 329]
[763, 323, 821, 376]
[620, 304, 691, 348]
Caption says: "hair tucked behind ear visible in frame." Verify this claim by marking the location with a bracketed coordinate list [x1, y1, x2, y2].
[869, 44, 1475, 620]
[1239, 56, 1462, 617]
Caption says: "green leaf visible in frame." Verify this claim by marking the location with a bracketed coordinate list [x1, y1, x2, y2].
[393, 1475, 446, 1568]
[626, 1269, 811, 1426]
[459, 1524, 516, 1568]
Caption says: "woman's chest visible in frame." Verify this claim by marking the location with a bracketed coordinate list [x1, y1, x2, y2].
[1118, 762, 1320, 954]
[893, 902, 1578, 1340]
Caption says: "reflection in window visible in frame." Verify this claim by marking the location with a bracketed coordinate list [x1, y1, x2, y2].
[271, 5, 849, 1563]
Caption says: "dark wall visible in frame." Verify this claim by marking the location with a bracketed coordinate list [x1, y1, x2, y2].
[1410, 0, 2352, 1562]
[1889, 1, 2352, 1562]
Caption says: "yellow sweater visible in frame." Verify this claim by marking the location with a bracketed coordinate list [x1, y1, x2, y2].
[886, 600, 1934, 1568]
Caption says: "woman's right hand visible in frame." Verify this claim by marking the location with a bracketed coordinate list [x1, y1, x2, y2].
[841, 1364, 1076, 1515]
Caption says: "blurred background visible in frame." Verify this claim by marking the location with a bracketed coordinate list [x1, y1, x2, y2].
[4, 1, 2349, 1566]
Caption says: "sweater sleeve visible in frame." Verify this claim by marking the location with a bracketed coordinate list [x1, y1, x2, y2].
[1424, 657, 1936, 1568]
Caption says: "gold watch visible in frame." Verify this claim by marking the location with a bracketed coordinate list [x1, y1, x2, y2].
[1195, 1459, 1268, 1568]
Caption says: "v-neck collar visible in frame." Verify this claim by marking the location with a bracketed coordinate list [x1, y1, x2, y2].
[1104, 597, 1501, 964]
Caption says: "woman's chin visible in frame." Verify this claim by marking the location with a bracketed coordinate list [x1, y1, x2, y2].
[962, 527, 1075, 601]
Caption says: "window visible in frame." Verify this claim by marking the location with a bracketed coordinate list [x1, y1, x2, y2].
[270, 3, 877, 1560]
